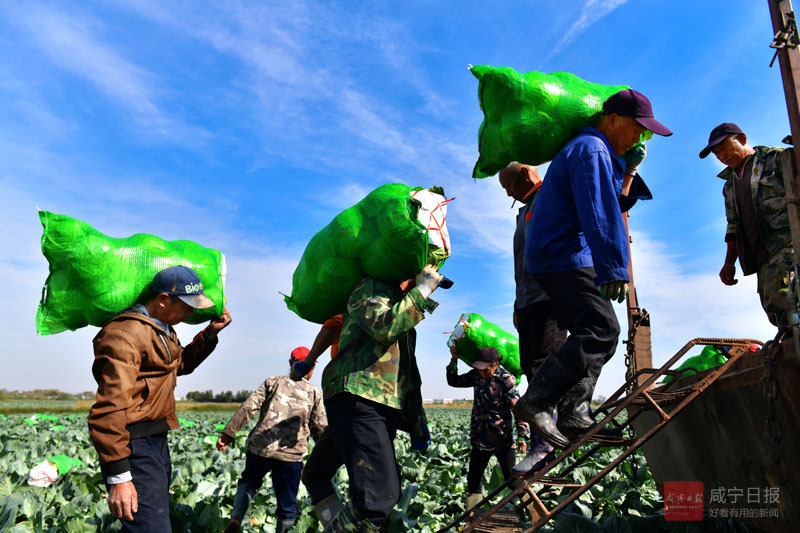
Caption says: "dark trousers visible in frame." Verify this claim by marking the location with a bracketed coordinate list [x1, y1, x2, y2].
[239, 452, 303, 521]
[301, 426, 340, 504]
[534, 267, 620, 386]
[102, 433, 172, 533]
[516, 299, 568, 383]
[302, 393, 400, 525]
[466, 446, 520, 494]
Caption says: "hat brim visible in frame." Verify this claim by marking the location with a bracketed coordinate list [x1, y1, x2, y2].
[471, 361, 491, 370]
[178, 293, 216, 309]
[635, 117, 672, 137]
[698, 135, 729, 159]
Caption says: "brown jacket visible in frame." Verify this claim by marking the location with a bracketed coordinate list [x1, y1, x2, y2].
[88, 307, 218, 475]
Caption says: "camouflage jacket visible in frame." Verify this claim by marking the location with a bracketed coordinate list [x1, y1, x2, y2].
[321, 277, 437, 437]
[446, 362, 530, 451]
[720, 146, 793, 275]
[222, 375, 327, 462]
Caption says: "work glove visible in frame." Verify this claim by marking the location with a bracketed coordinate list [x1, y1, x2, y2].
[623, 143, 646, 176]
[290, 360, 313, 381]
[415, 265, 443, 299]
[411, 425, 431, 451]
[600, 280, 629, 303]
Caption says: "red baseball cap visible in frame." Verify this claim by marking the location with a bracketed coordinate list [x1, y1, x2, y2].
[291, 346, 310, 361]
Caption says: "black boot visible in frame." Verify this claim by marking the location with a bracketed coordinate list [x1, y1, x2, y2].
[514, 360, 575, 449]
[556, 377, 622, 439]
[556, 377, 596, 438]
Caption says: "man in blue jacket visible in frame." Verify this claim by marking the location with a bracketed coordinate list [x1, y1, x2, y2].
[515, 89, 671, 449]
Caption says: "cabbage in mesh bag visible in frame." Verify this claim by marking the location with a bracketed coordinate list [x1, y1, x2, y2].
[471, 65, 629, 178]
[36, 211, 226, 335]
[661, 346, 728, 384]
[447, 312, 522, 383]
[284, 183, 451, 324]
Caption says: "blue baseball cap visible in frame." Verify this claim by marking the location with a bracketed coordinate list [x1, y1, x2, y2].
[151, 265, 216, 309]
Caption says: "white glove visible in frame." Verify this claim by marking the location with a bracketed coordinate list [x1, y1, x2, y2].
[415, 265, 443, 299]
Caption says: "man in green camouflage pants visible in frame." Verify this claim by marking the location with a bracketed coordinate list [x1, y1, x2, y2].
[700, 122, 794, 328]
[306, 264, 443, 532]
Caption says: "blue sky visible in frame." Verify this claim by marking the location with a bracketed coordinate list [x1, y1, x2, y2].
[0, 0, 787, 401]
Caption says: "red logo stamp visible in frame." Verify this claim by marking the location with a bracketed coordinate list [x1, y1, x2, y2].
[664, 481, 704, 521]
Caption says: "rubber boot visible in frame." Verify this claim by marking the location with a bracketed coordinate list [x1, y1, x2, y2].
[466, 493, 483, 512]
[313, 494, 343, 528]
[512, 444, 555, 474]
[513, 360, 575, 449]
[275, 518, 294, 533]
[556, 377, 622, 439]
[465, 493, 485, 521]
[556, 376, 596, 438]
[322, 500, 381, 533]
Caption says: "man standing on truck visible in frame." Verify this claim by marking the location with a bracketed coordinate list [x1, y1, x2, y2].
[515, 89, 671, 449]
[700, 122, 794, 329]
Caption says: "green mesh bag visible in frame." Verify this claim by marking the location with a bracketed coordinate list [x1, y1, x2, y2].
[284, 183, 451, 324]
[661, 346, 728, 384]
[471, 66, 629, 178]
[447, 313, 522, 382]
[47, 455, 85, 475]
[36, 211, 226, 335]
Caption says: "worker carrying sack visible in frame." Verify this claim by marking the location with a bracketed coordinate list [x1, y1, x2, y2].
[284, 183, 451, 324]
[447, 312, 522, 383]
[471, 65, 629, 178]
[36, 211, 226, 335]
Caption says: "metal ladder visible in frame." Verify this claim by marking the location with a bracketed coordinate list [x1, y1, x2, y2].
[438, 337, 761, 533]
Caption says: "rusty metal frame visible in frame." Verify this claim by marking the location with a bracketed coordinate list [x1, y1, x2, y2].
[438, 338, 760, 533]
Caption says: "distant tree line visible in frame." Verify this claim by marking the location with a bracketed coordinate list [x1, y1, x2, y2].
[184, 390, 251, 403]
[0, 389, 94, 401]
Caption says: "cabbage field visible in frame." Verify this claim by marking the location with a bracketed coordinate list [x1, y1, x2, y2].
[0, 408, 750, 532]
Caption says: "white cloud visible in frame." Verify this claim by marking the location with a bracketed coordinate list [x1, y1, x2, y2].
[547, 0, 630, 60]
[4, 3, 208, 144]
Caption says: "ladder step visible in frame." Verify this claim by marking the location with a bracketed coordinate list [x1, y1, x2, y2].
[512, 474, 582, 488]
[469, 510, 523, 532]
[584, 434, 636, 446]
